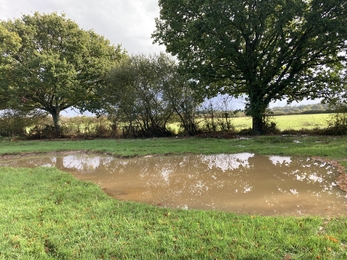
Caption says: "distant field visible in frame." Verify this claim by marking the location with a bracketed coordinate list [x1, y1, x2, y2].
[231, 113, 332, 131]
[53, 113, 333, 136]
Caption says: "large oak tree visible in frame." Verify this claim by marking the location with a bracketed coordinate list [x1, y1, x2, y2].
[153, 0, 347, 133]
[0, 12, 124, 136]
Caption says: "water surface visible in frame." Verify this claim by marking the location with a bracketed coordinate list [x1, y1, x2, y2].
[1, 152, 346, 216]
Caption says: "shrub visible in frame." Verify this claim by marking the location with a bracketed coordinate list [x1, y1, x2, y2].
[0, 109, 47, 137]
[326, 104, 347, 135]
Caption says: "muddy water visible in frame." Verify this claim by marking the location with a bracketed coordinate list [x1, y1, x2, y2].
[1, 152, 346, 216]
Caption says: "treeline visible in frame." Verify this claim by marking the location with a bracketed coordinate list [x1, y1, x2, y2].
[0, 13, 206, 138]
[2, 101, 347, 139]
[269, 103, 333, 115]
[1, 13, 347, 139]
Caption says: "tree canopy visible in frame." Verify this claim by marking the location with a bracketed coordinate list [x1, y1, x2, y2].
[0, 12, 124, 136]
[0, 24, 21, 109]
[0, 24, 21, 63]
[153, 0, 347, 133]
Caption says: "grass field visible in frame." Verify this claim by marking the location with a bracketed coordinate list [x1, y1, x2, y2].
[1, 136, 347, 259]
[168, 113, 332, 134]
[55, 113, 333, 135]
[273, 113, 331, 130]
[230, 113, 331, 131]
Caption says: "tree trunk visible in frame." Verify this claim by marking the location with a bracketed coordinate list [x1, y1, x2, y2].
[174, 108, 198, 136]
[51, 109, 61, 137]
[252, 115, 264, 135]
[247, 92, 267, 135]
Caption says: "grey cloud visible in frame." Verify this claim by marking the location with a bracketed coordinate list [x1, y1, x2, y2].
[0, 0, 165, 54]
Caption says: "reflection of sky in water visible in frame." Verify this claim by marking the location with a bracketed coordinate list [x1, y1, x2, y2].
[308, 174, 323, 183]
[0, 152, 345, 216]
[202, 153, 254, 171]
[269, 156, 291, 165]
[62, 155, 109, 169]
[161, 168, 173, 183]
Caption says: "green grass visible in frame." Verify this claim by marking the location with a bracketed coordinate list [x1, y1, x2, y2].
[1, 136, 346, 167]
[1, 136, 347, 259]
[270, 113, 331, 130]
[1, 166, 347, 259]
[230, 113, 331, 131]
[54, 113, 333, 136]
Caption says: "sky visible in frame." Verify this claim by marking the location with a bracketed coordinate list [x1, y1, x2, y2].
[0, 0, 166, 55]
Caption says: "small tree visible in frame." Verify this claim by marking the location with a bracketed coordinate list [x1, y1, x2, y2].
[164, 78, 201, 135]
[105, 54, 174, 137]
[0, 12, 124, 137]
[327, 101, 347, 135]
[104, 53, 202, 137]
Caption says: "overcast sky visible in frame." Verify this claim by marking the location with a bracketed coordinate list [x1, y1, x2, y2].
[0, 0, 166, 55]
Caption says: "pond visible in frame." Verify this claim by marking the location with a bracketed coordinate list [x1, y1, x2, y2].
[1, 152, 346, 216]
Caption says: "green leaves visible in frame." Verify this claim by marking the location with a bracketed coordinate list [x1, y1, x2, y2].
[153, 0, 347, 133]
[0, 24, 22, 109]
[105, 53, 180, 137]
[0, 24, 21, 60]
[0, 12, 125, 136]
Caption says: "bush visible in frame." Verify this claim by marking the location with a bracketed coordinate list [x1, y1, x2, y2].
[27, 124, 57, 139]
[0, 109, 47, 137]
[326, 104, 347, 135]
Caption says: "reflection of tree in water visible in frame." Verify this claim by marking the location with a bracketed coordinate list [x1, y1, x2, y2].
[0, 155, 57, 168]
[57, 155, 115, 174]
[0, 154, 340, 198]
[201, 153, 255, 195]
[146, 156, 214, 200]
[0, 153, 345, 214]
[279, 158, 338, 197]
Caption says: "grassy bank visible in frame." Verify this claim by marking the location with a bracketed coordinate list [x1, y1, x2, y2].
[1, 136, 346, 167]
[1, 136, 347, 259]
